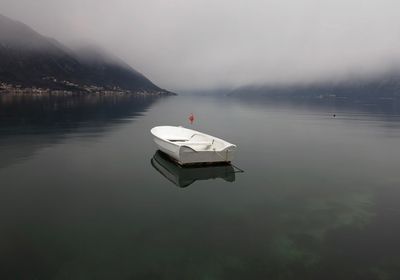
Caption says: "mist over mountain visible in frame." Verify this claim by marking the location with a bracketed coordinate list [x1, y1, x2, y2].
[0, 14, 171, 94]
[229, 72, 400, 101]
[2, 0, 400, 91]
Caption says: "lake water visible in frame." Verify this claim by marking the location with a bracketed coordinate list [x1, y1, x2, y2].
[1, 94, 400, 279]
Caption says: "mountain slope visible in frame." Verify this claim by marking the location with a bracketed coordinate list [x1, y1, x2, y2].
[0, 14, 171, 94]
[229, 74, 400, 101]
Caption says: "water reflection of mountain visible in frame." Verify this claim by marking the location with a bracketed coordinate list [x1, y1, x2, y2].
[151, 151, 235, 187]
[0, 95, 161, 168]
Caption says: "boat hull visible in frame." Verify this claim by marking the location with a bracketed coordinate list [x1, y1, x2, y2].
[151, 126, 236, 165]
[153, 136, 235, 165]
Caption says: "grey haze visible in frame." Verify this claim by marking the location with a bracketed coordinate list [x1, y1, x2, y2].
[1, 0, 400, 91]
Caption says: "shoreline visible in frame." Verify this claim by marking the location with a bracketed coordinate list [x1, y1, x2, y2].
[0, 83, 176, 97]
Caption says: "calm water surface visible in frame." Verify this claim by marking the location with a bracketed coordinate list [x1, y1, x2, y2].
[1, 95, 400, 279]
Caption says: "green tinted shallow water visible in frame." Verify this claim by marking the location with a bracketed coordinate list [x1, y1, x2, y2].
[1, 95, 400, 279]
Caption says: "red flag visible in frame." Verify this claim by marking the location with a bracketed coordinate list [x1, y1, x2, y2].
[188, 113, 194, 124]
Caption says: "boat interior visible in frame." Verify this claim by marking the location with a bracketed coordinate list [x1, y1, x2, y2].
[153, 126, 230, 151]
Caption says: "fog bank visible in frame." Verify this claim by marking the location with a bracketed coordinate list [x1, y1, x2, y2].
[1, 0, 400, 91]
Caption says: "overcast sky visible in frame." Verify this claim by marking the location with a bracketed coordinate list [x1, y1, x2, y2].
[1, 0, 400, 91]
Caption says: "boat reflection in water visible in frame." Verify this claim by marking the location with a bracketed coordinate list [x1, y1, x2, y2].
[151, 151, 236, 188]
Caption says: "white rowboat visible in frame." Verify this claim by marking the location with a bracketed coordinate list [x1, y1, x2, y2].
[151, 126, 237, 165]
